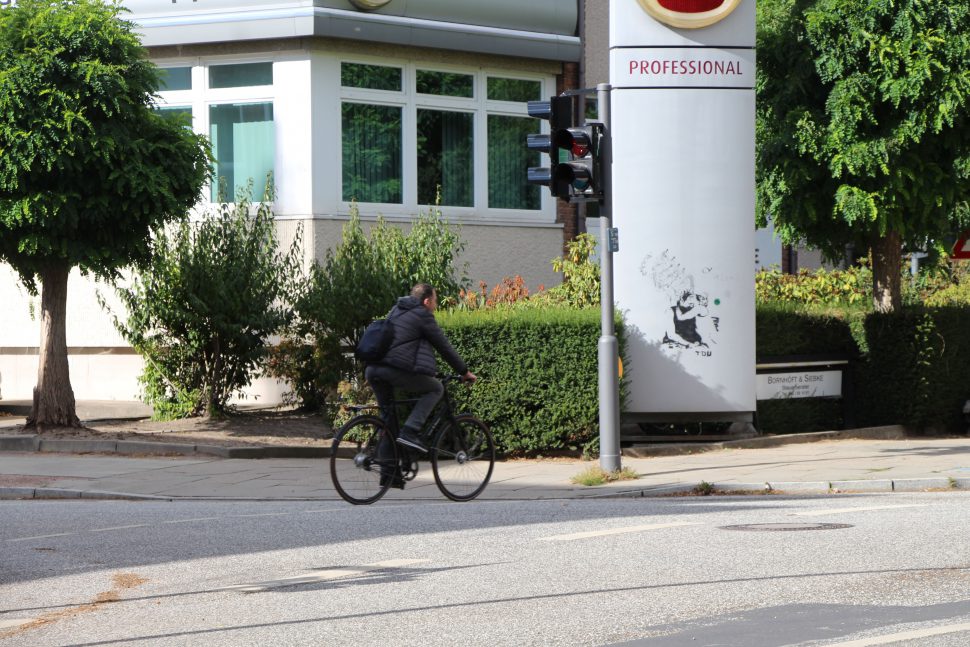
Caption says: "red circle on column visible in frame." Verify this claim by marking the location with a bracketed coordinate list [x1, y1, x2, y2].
[658, 0, 725, 12]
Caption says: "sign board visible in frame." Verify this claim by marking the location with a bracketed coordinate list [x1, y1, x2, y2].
[610, 0, 756, 415]
[952, 232, 970, 260]
[756, 371, 843, 400]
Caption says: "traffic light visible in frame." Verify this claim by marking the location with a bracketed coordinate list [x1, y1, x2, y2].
[526, 95, 573, 198]
[526, 95, 604, 203]
[553, 124, 603, 200]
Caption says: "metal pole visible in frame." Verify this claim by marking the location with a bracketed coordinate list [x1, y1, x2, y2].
[597, 83, 621, 472]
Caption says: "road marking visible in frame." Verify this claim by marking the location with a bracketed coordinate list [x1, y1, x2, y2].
[220, 559, 429, 593]
[159, 517, 221, 524]
[89, 524, 151, 532]
[7, 533, 73, 542]
[794, 504, 930, 517]
[538, 522, 701, 542]
[824, 622, 970, 646]
[231, 513, 290, 518]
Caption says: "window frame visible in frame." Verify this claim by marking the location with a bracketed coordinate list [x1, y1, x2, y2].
[338, 58, 554, 224]
[155, 56, 277, 205]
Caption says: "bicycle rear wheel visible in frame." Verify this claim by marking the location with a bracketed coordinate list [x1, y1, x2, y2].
[330, 415, 397, 505]
[431, 414, 495, 501]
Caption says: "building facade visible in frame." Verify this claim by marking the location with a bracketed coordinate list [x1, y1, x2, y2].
[0, 0, 582, 401]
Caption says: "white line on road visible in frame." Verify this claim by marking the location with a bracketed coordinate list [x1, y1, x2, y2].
[158, 517, 222, 524]
[794, 504, 930, 517]
[824, 622, 970, 646]
[220, 559, 430, 593]
[230, 513, 290, 518]
[89, 524, 151, 532]
[537, 522, 701, 542]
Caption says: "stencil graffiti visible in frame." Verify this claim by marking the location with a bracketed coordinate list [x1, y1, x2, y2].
[640, 251, 720, 355]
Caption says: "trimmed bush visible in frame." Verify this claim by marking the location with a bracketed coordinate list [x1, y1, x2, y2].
[755, 304, 860, 434]
[438, 307, 625, 456]
[856, 307, 970, 432]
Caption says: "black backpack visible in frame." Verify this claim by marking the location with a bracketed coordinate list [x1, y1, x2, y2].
[354, 315, 396, 363]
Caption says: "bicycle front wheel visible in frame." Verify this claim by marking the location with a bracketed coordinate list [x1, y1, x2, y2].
[431, 414, 495, 502]
[330, 415, 397, 505]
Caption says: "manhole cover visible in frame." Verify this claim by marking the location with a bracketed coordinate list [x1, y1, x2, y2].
[719, 523, 853, 532]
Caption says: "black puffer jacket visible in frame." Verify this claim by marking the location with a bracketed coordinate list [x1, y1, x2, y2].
[378, 296, 467, 376]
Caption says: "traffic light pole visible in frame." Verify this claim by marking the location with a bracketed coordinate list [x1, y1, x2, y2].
[597, 83, 622, 473]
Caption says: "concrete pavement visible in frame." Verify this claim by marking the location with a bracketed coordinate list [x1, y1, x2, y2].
[2, 431, 970, 501]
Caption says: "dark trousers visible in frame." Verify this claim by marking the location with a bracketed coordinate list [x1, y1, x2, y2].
[365, 364, 443, 433]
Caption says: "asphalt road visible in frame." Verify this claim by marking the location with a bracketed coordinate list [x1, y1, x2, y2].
[2, 493, 969, 646]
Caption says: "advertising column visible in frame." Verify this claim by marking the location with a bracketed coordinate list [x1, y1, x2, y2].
[609, 0, 756, 415]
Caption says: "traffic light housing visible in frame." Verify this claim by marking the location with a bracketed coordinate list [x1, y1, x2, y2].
[526, 95, 573, 197]
[526, 95, 604, 203]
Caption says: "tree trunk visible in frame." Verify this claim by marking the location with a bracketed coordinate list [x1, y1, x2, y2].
[871, 231, 903, 313]
[26, 262, 81, 430]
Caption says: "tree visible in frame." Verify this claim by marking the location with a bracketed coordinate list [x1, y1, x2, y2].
[756, 0, 970, 311]
[0, 0, 210, 428]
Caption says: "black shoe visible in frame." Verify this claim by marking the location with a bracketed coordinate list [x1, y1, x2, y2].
[379, 470, 405, 489]
[396, 429, 428, 453]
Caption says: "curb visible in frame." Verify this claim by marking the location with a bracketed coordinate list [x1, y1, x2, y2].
[590, 476, 970, 498]
[0, 487, 173, 501]
[621, 426, 909, 458]
[0, 435, 330, 459]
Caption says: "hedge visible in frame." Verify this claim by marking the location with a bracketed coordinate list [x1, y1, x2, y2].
[437, 307, 625, 455]
[755, 304, 970, 434]
[856, 307, 970, 432]
[755, 304, 861, 434]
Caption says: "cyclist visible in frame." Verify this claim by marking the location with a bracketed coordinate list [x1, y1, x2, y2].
[365, 283, 476, 483]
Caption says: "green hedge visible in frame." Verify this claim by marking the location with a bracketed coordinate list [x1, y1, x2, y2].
[438, 307, 625, 455]
[856, 307, 970, 432]
[755, 304, 970, 434]
[755, 305, 860, 434]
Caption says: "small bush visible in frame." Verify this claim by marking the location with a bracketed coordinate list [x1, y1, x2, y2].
[269, 203, 468, 416]
[108, 184, 302, 418]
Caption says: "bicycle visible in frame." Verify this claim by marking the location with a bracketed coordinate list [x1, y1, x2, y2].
[329, 374, 495, 505]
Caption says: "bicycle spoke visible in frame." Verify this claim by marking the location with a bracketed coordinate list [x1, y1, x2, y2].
[431, 415, 495, 502]
[330, 416, 396, 505]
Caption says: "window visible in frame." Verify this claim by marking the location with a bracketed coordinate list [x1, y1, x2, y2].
[209, 103, 275, 202]
[158, 67, 192, 92]
[156, 59, 275, 203]
[340, 63, 547, 215]
[209, 62, 273, 89]
[342, 102, 402, 204]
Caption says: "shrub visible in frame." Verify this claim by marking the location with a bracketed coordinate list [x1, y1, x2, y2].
[269, 203, 468, 415]
[438, 307, 625, 456]
[756, 265, 871, 305]
[108, 185, 302, 419]
[856, 307, 970, 432]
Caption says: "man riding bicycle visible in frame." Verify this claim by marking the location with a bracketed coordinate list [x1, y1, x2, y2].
[365, 283, 476, 485]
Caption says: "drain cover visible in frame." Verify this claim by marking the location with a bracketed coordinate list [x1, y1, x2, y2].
[720, 523, 853, 532]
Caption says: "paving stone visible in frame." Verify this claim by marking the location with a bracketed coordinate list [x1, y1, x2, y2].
[0, 435, 40, 451]
[829, 479, 893, 492]
[892, 477, 952, 492]
[38, 439, 117, 454]
[115, 441, 198, 456]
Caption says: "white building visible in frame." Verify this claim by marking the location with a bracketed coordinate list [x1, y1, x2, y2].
[0, 0, 582, 402]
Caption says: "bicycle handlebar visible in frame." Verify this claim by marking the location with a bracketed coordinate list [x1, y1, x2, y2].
[438, 373, 475, 384]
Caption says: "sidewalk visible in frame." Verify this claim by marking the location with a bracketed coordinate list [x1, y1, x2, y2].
[2, 402, 970, 501]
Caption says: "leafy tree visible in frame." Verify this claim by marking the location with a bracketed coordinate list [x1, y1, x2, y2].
[756, 0, 970, 312]
[0, 0, 210, 428]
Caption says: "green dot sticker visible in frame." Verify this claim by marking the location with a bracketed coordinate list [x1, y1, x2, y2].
[714, 298, 721, 306]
